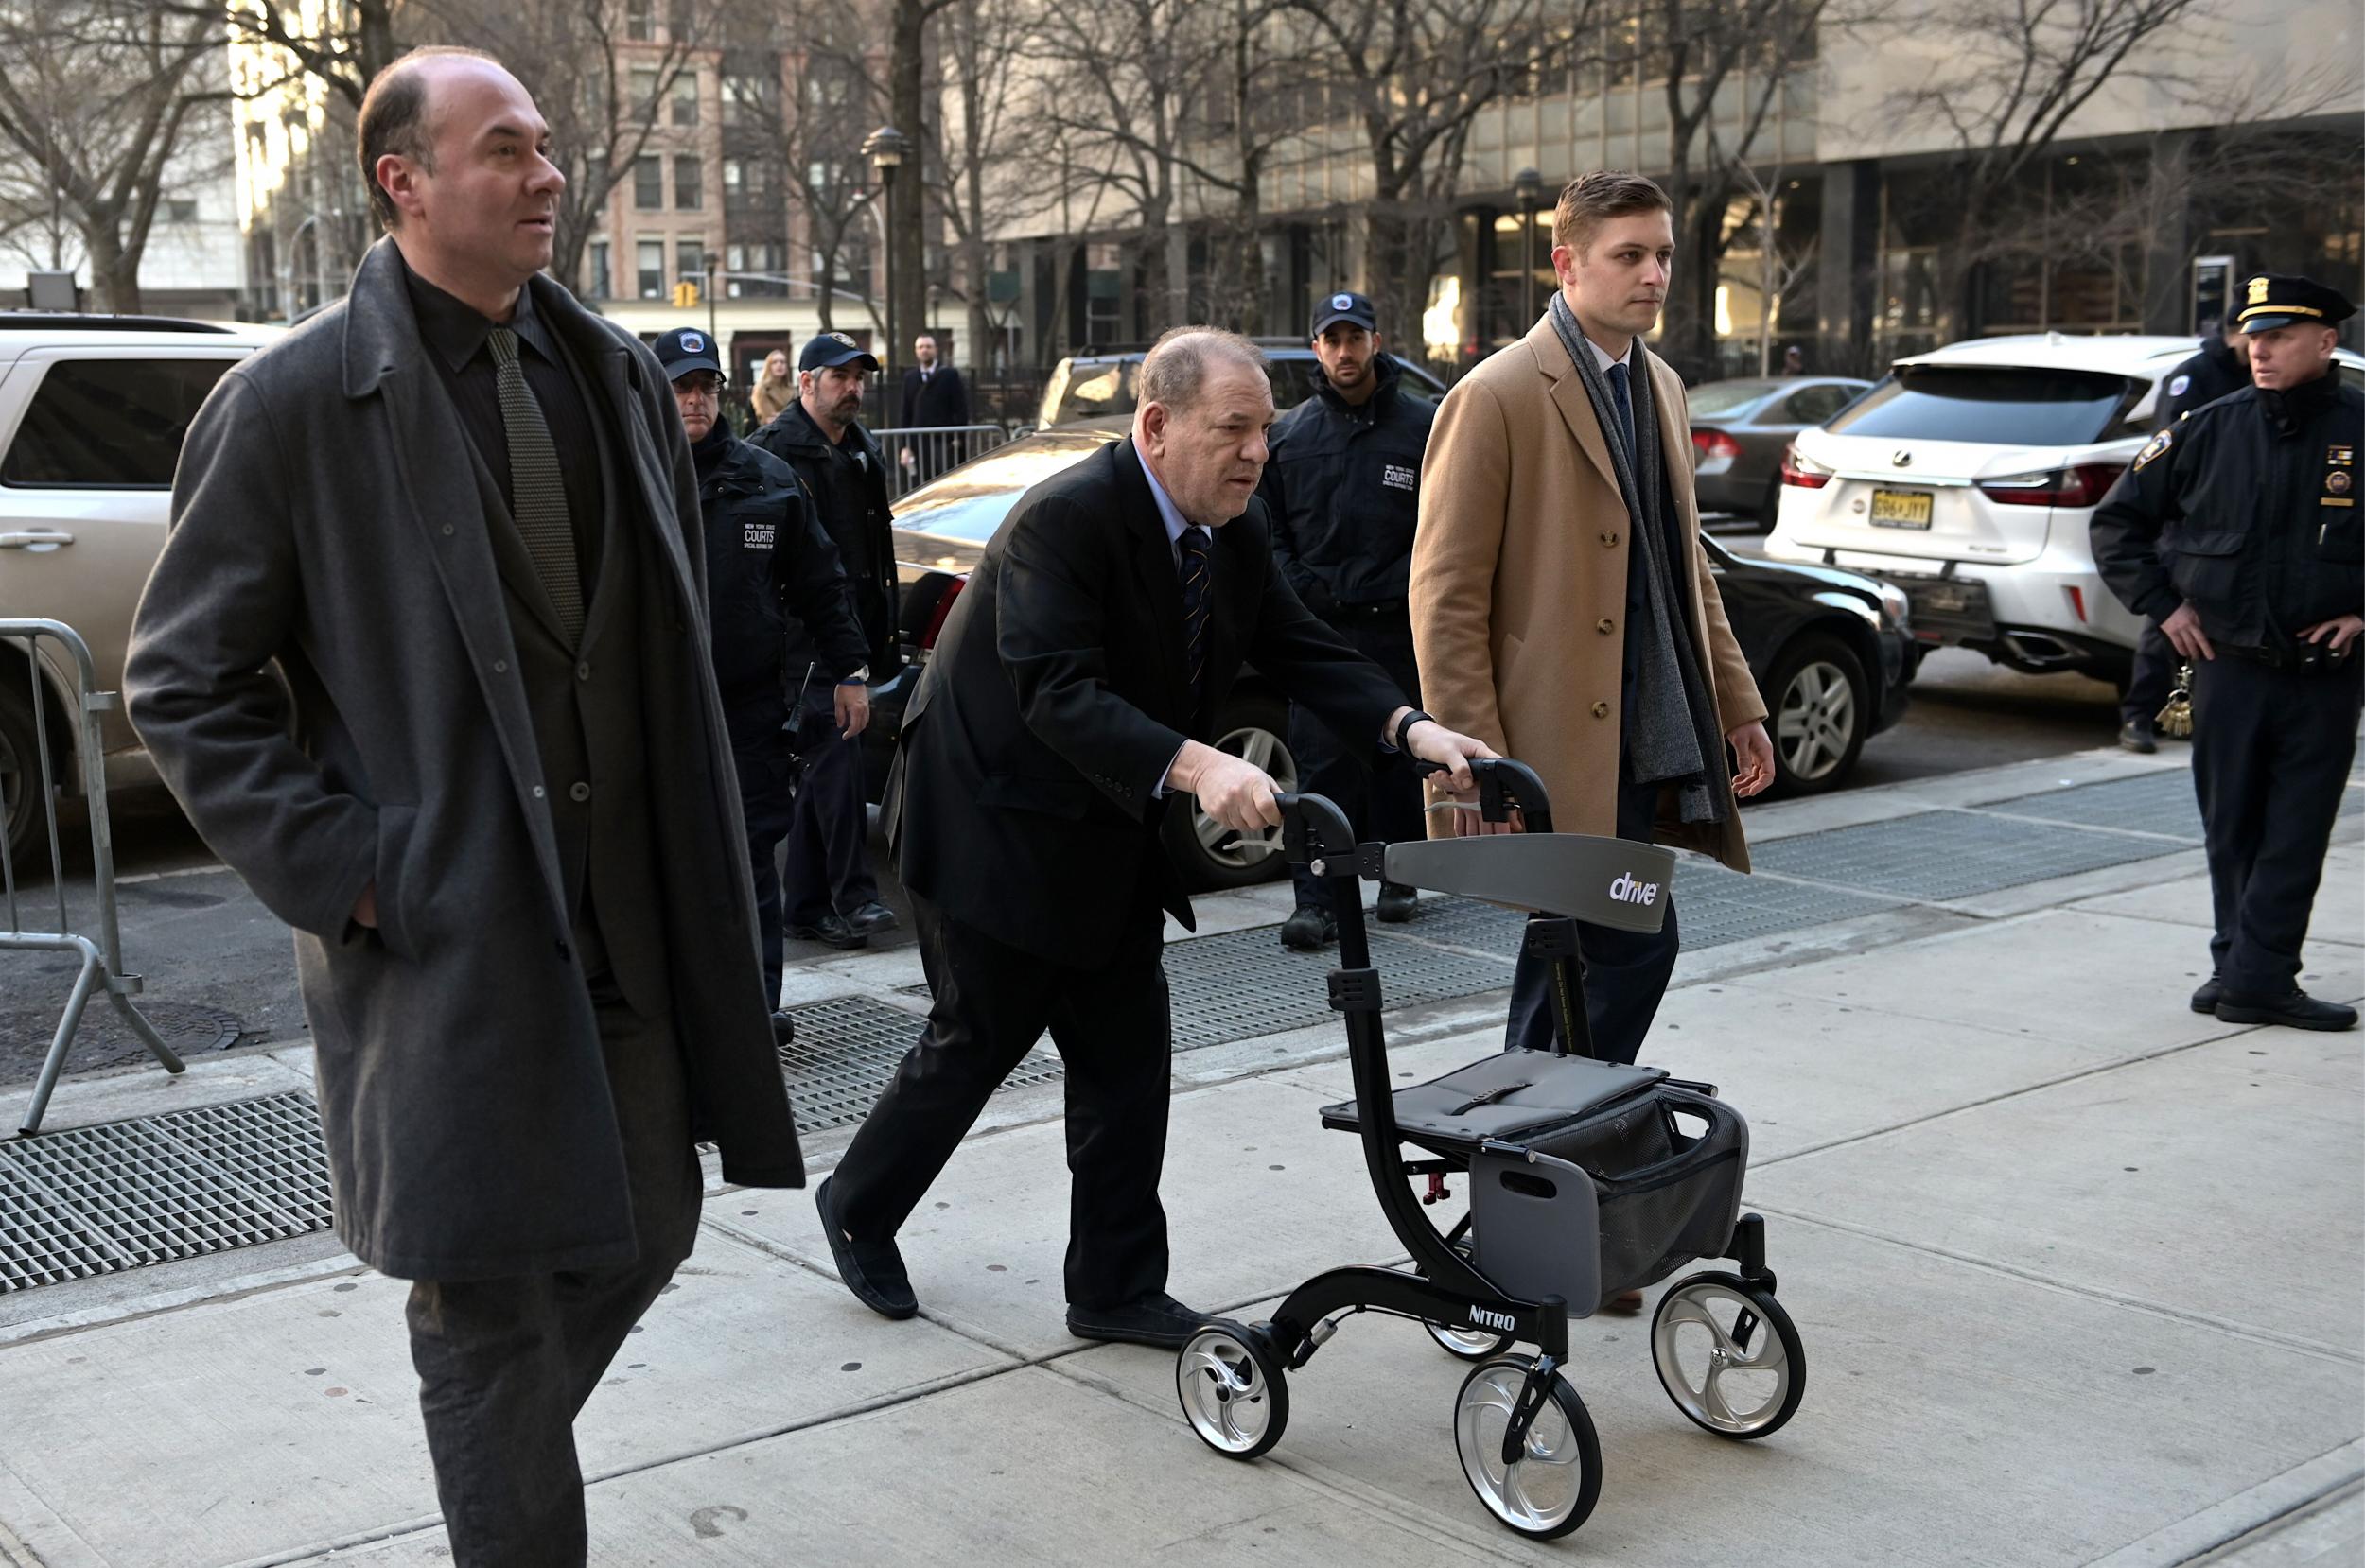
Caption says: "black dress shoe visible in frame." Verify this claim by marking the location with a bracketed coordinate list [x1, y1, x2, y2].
[1066, 1292, 1207, 1349]
[2216, 988, 2359, 1031]
[815, 1176, 918, 1319]
[788, 914, 867, 949]
[846, 899, 901, 935]
[1375, 881, 1418, 923]
[1279, 905, 1336, 951]
[2118, 719, 2157, 755]
[771, 1009, 797, 1048]
[2188, 976, 2222, 1015]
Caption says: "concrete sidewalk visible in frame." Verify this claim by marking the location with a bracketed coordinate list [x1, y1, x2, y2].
[0, 745, 2357, 1566]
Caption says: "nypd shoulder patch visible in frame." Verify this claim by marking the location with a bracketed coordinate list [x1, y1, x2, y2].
[2133, 427, 2173, 471]
[2166, 374, 2189, 397]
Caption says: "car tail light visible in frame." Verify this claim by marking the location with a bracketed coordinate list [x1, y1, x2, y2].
[2064, 584, 2088, 623]
[920, 574, 965, 650]
[1975, 462, 2127, 508]
[1778, 443, 1832, 489]
[1691, 428, 1743, 467]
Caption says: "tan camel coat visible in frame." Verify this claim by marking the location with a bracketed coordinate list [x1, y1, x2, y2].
[1409, 313, 1767, 871]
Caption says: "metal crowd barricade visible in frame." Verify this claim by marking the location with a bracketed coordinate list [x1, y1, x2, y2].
[874, 424, 1011, 501]
[2, 618, 183, 1135]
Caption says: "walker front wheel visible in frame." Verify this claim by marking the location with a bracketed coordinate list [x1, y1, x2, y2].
[1452, 1355, 1603, 1539]
[1176, 1322, 1289, 1460]
[1651, 1271, 1805, 1438]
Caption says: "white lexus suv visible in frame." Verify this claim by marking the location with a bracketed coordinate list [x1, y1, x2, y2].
[1763, 333, 2365, 684]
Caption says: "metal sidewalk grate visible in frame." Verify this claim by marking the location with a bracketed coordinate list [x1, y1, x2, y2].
[0, 1090, 329, 1293]
[1751, 810, 2185, 901]
[1986, 771, 2205, 840]
[779, 993, 1062, 1133]
[1162, 925, 1513, 1050]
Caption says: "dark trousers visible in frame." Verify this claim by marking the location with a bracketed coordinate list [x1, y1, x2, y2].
[1504, 770, 1680, 1064]
[831, 893, 1174, 1309]
[405, 971, 700, 1568]
[732, 728, 800, 1005]
[2123, 620, 2180, 728]
[2189, 653, 2362, 998]
[1288, 615, 1424, 909]
[784, 686, 877, 924]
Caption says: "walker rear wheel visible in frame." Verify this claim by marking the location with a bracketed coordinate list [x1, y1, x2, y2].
[1452, 1355, 1603, 1539]
[1650, 1271, 1805, 1438]
[1176, 1322, 1289, 1460]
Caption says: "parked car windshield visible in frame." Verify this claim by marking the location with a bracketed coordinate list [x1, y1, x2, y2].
[893, 431, 1113, 542]
[1824, 364, 2139, 446]
[1040, 353, 1438, 427]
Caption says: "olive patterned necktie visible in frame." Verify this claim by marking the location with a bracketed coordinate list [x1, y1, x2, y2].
[487, 326, 585, 644]
[1180, 525, 1213, 703]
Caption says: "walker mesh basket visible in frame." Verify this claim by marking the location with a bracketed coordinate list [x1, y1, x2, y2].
[1527, 1082, 1746, 1296]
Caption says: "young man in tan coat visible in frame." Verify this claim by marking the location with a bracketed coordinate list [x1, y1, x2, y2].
[1410, 170, 1772, 1093]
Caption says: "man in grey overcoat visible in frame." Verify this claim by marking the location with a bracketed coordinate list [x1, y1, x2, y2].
[124, 48, 802, 1565]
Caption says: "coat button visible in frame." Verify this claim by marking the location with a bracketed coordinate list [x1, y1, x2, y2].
[1596, 618, 1616, 635]
[576, 661, 591, 680]
[531, 784, 546, 799]
[493, 659, 508, 673]
[569, 781, 591, 803]
[1590, 701, 1610, 720]
[441, 524, 455, 536]
[1600, 531, 1619, 546]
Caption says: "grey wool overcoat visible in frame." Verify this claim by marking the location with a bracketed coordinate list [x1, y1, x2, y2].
[125, 239, 804, 1281]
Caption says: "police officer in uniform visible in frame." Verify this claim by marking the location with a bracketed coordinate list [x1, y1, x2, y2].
[2120, 315, 2251, 752]
[658, 326, 872, 1039]
[1255, 291, 1436, 949]
[752, 333, 903, 948]
[2091, 274, 2363, 1032]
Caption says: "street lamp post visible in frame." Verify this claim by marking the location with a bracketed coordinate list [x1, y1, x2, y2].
[1514, 167, 1543, 330]
[862, 126, 911, 382]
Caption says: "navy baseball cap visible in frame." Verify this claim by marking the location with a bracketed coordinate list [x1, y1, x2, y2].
[2234, 273, 2356, 334]
[798, 331, 880, 373]
[652, 326, 723, 381]
[1311, 290, 1376, 337]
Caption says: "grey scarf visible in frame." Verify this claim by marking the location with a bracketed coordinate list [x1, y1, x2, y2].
[1546, 292, 1726, 825]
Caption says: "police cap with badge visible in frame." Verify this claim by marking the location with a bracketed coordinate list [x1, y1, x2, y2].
[653, 326, 723, 383]
[799, 331, 880, 373]
[2234, 273, 2356, 335]
[1311, 290, 1376, 337]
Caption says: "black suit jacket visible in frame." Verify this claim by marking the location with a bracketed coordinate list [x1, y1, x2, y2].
[893, 437, 1406, 964]
[901, 363, 970, 427]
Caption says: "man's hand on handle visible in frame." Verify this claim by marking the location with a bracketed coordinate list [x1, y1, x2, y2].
[1168, 740, 1283, 832]
[1728, 719, 1774, 799]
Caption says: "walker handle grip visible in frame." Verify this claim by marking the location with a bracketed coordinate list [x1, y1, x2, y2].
[1411, 757, 1555, 834]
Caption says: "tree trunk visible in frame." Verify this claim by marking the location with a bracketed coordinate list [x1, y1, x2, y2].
[1363, 203, 1433, 362]
[888, 0, 933, 381]
[83, 222, 141, 314]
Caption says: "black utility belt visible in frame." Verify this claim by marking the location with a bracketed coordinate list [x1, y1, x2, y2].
[2217, 639, 2358, 674]
[1325, 600, 1409, 624]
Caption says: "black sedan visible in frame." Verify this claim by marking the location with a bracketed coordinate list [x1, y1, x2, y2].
[1688, 375, 1868, 519]
[862, 429, 1913, 889]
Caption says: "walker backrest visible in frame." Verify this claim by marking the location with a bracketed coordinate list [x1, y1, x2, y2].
[1382, 833, 1679, 932]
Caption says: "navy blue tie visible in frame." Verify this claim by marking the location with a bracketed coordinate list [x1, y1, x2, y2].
[1180, 526, 1213, 703]
[1606, 360, 1637, 460]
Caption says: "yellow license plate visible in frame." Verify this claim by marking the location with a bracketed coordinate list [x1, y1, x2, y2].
[1870, 488, 1934, 528]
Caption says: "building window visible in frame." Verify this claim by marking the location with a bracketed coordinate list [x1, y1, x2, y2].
[162, 199, 199, 224]
[587, 238, 610, 300]
[625, 0, 653, 42]
[629, 66, 658, 116]
[672, 73, 699, 127]
[674, 154, 702, 211]
[678, 238, 707, 288]
[637, 238, 665, 299]
[723, 159, 743, 194]
[634, 155, 663, 210]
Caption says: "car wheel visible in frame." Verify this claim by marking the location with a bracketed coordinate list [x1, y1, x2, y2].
[0, 674, 53, 868]
[1163, 690, 1296, 890]
[1765, 633, 1866, 796]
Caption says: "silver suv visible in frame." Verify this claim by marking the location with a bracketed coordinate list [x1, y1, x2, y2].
[0, 314, 279, 859]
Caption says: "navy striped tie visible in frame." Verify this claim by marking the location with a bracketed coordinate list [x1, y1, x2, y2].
[1180, 525, 1213, 704]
